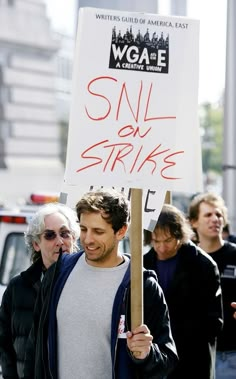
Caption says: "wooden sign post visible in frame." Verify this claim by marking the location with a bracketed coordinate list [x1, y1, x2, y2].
[130, 188, 143, 329]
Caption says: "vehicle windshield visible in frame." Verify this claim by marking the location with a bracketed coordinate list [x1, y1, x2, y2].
[0, 232, 30, 285]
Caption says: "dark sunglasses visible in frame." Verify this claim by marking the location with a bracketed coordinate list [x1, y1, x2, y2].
[42, 230, 72, 241]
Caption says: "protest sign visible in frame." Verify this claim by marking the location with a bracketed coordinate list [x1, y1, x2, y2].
[62, 7, 201, 330]
[64, 8, 202, 195]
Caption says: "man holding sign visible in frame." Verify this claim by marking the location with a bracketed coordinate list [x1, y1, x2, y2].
[24, 189, 178, 379]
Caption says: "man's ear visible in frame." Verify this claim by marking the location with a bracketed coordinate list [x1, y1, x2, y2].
[116, 225, 128, 241]
[32, 240, 40, 252]
[190, 219, 198, 229]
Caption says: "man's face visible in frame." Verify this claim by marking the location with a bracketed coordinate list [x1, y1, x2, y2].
[33, 212, 75, 269]
[79, 211, 126, 267]
[151, 228, 181, 260]
[191, 201, 224, 240]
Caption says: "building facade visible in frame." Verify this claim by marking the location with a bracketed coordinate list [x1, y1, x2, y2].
[0, 0, 63, 205]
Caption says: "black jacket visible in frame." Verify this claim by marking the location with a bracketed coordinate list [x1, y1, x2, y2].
[144, 241, 223, 379]
[24, 252, 178, 379]
[210, 241, 236, 351]
[0, 258, 43, 379]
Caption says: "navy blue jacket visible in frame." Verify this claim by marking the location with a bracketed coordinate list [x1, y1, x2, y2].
[24, 252, 178, 379]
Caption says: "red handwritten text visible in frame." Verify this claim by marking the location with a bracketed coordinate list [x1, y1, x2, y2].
[76, 75, 183, 181]
[85, 76, 176, 123]
[76, 140, 184, 179]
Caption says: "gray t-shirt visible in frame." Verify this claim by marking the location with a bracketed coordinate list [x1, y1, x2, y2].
[57, 254, 129, 379]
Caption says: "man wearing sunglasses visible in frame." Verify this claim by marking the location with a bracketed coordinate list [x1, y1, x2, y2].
[0, 203, 79, 379]
[24, 188, 178, 379]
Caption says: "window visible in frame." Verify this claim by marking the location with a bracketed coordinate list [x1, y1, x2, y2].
[0, 232, 30, 285]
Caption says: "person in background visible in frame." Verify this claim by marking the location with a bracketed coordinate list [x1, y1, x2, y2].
[231, 303, 236, 320]
[188, 192, 236, 379]
[0, 203, 79, 379]
[24, 188, 178, 379]
[222, 223, 236, 244]
[143, 203, 223, 379]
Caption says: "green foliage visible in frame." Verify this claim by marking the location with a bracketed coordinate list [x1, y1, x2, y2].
[199, 102, 223, 175]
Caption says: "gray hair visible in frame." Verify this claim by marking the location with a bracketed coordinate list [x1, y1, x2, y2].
[24, 202, 80, 262]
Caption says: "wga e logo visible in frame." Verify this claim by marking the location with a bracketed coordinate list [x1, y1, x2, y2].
[109, 26, 169, 73]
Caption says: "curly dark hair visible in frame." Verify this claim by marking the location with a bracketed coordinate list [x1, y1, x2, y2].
[76, 188, 130, 233]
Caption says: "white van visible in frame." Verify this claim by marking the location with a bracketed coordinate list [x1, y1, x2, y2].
[0, 193, 59, 300]
[0, 207, 35, 300]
